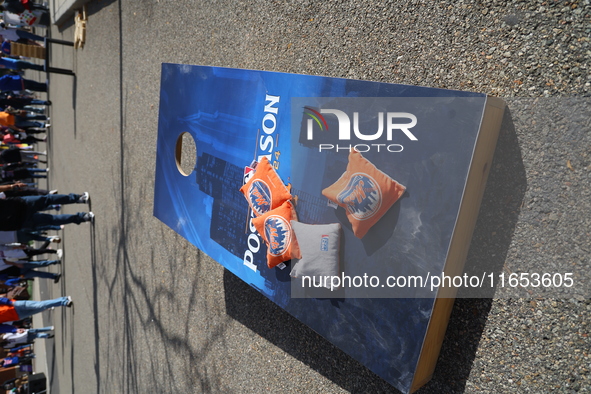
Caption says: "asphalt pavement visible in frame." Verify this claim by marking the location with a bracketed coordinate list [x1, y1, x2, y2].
[24, 1, 590, 393]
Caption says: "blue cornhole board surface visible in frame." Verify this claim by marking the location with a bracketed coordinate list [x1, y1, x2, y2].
[154, 64, 488, 393]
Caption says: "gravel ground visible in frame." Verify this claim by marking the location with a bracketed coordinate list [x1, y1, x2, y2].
[44, 0, 591, 393]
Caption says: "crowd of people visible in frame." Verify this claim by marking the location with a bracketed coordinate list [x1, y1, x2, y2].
[0, 1, 87, 388]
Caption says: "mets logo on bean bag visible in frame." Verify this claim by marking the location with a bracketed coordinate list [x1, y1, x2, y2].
[336, 173, 382, 221]
[264, 215, 292, 256]
[248, 180, 272, 216]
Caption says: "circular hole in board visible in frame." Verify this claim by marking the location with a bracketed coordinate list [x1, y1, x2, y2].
[175, 132, 197, 176]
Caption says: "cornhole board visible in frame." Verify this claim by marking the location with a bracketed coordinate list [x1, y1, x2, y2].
[154, 64, 505, 393]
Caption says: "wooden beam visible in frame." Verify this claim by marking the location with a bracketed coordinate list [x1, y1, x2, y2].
[410, 96, 506, 392]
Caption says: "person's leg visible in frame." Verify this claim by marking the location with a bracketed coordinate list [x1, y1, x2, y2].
[19, 260, 60, 269]
[28, 326, 54, 334]
[20, 113, 48, 121]
[27, 328, 53, 343]
[20, 269, 59, 280]
[13, 297, 71, 320]
[21, 168, 47, 179]
[17, 230, 51, 243]
[21, 128, 46, 135]
[29, 224, 63, 231]
[27, 332, 51, 341]
[23, 248, 58, 258]
[14, 119, 46, 129]
[29, 99, 51, 105]
[22, 136, 46, 144]
[23, 173, 47, 179]
[23, 106, 46, 114]
[12, 60, 44, 72]
[20, 194, 84, 211]
[23, 212, 92, 228]
[22, 79, 47, 93]
[21, 150, 45, 159]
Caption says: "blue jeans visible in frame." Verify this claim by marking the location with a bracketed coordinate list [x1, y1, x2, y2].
[19, 260, 59, 270]
[18, 114, 48, 121]
[29, 333, 50, 339]
[23, 106, 46, 114]
[13, 297, 69, 320]
[20, 268, 58, 280]
[21, 194, 87, 228]
[21, 194, 81, 211]
[17, 230, 52, 243]
[9, 60, 44, 72]
[23, 213, 87, 227]
[31, 99, 50, 105]
[15, 119, 46, 129]
[27, 327, 53, 341]
[29, 327, 53, 334]
[21, 168, 48, 179]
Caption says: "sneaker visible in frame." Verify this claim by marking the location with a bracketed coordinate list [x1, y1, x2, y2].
[66, 296, 73, 307]
[49, 189, 58, 194]
[49, 326, 54, 330]
[46, 167, 50, 173]
[45, 123, 51, 128]
[47, 334, 55, 339]
[56, 249, 63, 260]
[53, 273, 61, 283]
[78, 192, 90, 204]
[49, 236, 61, 243]
[82, 212, 95, 223]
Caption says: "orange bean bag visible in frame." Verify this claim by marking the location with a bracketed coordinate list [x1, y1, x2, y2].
[240, 156, 292, 217]
[322, 150, 406, 239]
[252, 200, 301, 268]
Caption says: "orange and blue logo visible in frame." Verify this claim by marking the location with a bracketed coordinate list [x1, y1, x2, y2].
[248, 180, 272, 216]
[337, 173, 382, 220]
[264, 215, 291, 256]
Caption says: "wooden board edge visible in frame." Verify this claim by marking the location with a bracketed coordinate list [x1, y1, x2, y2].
[409, 96, 506, 393]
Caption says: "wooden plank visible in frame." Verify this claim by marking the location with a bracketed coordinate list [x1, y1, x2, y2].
[11, 43, 45, 59]
[410, 96, 506, 392]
